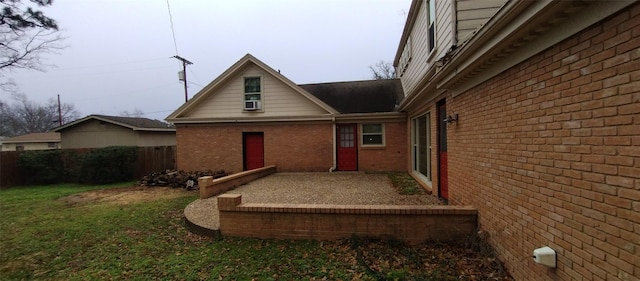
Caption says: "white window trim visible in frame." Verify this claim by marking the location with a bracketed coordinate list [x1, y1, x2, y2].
[360, 123, 385, 147]
[243, 75, 264, 112]
[426, 0, 437, 56]
[411, 113, 432, 186]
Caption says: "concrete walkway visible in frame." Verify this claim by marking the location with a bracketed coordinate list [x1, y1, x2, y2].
[183, 172, 442, 235]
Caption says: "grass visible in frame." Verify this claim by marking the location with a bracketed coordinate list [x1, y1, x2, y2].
[386, 172, 425, 195]
[0, 183, 511, 280]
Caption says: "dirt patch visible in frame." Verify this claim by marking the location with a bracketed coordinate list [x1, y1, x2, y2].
[60, 186, 195, 206]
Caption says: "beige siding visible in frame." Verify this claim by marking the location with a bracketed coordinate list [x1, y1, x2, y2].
[60, 120, 138, 149]
[1, 142, 59, 151]
[398, 0, 429, 95]
[456, 0, 506, 43]
[137, 131, 176, 147]
[399, 0, 455, 96]
[188, 64, 328, 118]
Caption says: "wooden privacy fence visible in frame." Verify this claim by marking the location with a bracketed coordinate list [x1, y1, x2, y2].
[135, 146, 176, 178]
[0, 146, 176, 188]
[0, 151, 25, 187]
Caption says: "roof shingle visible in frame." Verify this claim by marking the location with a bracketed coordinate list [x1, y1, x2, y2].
[53, 115, 175, 132]
[299, 79, 404, 114]
[2, 133, 60, 143]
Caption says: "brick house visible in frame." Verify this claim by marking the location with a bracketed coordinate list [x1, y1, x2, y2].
[166, 54, 406, 173]
[394, 0, 638, 280]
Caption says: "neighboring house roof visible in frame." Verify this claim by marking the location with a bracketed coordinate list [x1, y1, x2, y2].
[167, 54, 339, 122]
[300, 79, 403, 114]
[2, 133, 60, 144]
[53, 115, 175, 132]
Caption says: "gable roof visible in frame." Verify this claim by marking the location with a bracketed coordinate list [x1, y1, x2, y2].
[300, 79, 403, 114]
[2, 133, 60, 144]
[53, 115, 175, 132]
[166, 54, 338, 122]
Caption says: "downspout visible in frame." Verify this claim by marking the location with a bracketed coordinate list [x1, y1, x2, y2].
[329, 116, 337, 172]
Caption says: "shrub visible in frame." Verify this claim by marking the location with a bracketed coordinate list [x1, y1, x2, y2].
[77, 146, 137, 184]
[17, 150, 66, 185]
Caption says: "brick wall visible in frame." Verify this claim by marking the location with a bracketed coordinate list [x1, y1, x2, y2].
[358, 120, 407, 171]
[448, 5, 639, 280]
[177, 121, 408, 173]
[176, 123, 333, 173]
[217, 194, 477, 244]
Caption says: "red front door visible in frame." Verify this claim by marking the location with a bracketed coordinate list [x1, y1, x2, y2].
[243, 132, 264, 171]
[437, 101, 448, 200]
[337, 124, 357, 171]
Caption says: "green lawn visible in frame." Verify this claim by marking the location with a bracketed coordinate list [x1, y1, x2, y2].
[0, 183, 511, 280]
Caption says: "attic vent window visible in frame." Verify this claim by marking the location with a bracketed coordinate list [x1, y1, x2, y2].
[243, 76, 263, 111]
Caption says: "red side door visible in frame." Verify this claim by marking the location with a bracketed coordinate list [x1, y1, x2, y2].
[437, 101, 448, 200]
[243, 132, 264, 171]
[337, 124, 357, 171]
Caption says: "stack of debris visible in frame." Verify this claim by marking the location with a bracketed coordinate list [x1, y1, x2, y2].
[139, 169, 227, 190]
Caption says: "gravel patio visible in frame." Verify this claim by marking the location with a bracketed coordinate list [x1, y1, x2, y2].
[184, 172, 442, 231]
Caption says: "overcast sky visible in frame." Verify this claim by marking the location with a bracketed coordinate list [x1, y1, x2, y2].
[6, 0, 410, 121]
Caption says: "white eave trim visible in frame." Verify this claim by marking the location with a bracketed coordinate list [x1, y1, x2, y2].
[399, 0, 634, 110]
[334, 112, 407, 122]
[131, 128, 176, 132]
[438, 0, 634, 95]
[168, 114, 335, 124]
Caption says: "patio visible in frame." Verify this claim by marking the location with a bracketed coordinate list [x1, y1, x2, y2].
[184, 172, 443, 234]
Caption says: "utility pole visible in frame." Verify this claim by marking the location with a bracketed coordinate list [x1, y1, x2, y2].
[57, 94, 62, 126]
[173, 55, 193, 102]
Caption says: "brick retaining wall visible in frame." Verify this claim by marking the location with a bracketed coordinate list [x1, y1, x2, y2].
[198, 165, 276, 199]
[218, 194, 477, 244]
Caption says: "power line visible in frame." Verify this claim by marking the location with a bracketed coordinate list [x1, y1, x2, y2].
[73, 83, 177, 103]
[187, 81, 204, 87]
[187, 65, 202, 85]
[53, 57, 169, 71]
[166, 0, 179, 56]
[166, 0, 194, 103]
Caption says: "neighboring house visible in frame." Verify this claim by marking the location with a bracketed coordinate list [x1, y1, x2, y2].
[1, 133, 60, 151]
[394, 0, 638, 280]
[166, 54, 406, 173]
[53, 115, 176, 149]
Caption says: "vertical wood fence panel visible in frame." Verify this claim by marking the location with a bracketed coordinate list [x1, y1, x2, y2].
[135, 146, 176, 178]
[0, 151, 25, 188]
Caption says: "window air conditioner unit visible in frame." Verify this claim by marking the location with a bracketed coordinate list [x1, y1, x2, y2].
[244, 100, 261, 111]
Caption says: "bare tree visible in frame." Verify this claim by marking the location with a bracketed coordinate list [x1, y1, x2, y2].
[0, 93, 79, 136]
[369, 60, 396, 80]
[119, 108, 145, 117]
[0, 0, 65, 90]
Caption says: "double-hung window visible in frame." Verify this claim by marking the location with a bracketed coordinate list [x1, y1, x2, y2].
[244, 76, 262, 110]
[427, 0, 436, 53]
[361, 124, 385, 146]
